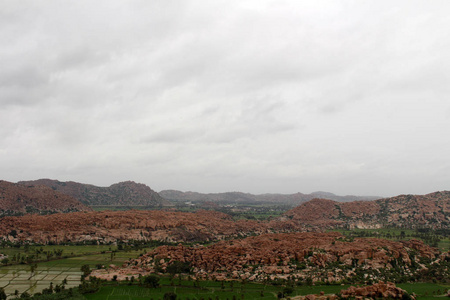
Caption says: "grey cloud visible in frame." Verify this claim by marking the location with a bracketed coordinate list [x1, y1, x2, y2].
[140, 128, 195, 144]
[0, 65, 47, 89]
[1, 0, 450, 196]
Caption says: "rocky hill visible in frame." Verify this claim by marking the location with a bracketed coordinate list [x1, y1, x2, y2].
[284, 191, 450, 229]
[0, 209, 272, 244]
[159, 190, 379, 205]
[92, 232, 445, 283]
[1, 190, 448, 243]
[19, 179, 170, 207]
[0, 180, 91, 217]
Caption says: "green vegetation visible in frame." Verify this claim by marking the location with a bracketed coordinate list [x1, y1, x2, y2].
[2, 250, 449, 299]
[83, 278, 349, 300]
[1, 215, 449, 299]
[332, 227, 450, 251]
[172, 203, 290, 221]
[0, 245, 144, 297]
[398, 283, 450, 300]
[80, 279, 450, 300]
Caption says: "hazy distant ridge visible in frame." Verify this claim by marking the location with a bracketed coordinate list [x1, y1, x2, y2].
[159, 189, 380, 205]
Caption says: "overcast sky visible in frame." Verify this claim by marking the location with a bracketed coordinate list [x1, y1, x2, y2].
[1, 1, 449, 197]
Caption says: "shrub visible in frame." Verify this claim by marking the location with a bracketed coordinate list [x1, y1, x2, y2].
[140, 275, 160, 288]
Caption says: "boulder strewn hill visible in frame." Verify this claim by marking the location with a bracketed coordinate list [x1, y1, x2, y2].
[96, 232, 444, 283]
[19, 179, 170, 207]
[159, 190, 379, 206]
[0, 180, 91, 216]
[0, 209, 270, 244]
[285, 191, 450, 229]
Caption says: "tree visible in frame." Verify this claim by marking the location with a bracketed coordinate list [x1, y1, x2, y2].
[141, 275, 160, 288]
[166, 261, 191, 275]
[163, 292, 177, 300]
[283, 286, 294, 296]
[30, 263, 37, 277]
[81, 264, 91, 277]
[0, 288, 6, 300]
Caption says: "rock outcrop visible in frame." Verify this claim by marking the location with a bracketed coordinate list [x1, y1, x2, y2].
[0, 209, 270, 244]
[340, 282, 412, 299]
[285, 191, 450, 229]
[0, 180, 91, 217]
[19, 179, 170, 207]
[114, 232, 441, 283]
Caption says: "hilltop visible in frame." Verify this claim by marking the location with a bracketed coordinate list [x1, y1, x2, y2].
[19, 179, 170, 207]
[285, 191, 450, 229]
[0, 180, 90, 217]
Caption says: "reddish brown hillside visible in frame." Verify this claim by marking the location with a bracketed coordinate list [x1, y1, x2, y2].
[19, 179, 169, 207]
[0, 180, 90, 216]
[98, 232, 441, 283]
[0, 209, 270, 244]
[284, 191, 450, 229]
[285, 198, 342, 227]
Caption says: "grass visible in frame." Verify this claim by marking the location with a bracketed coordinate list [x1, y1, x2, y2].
[398, 283, 450, 299]
[437, 238, 450, 251]
[83, 281, 450, 300]
[84, 278, 351, 300]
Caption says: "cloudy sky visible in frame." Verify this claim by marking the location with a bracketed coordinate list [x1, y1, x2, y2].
[1, 1, 449, 197]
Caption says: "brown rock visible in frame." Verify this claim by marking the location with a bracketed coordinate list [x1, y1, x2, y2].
[340, 282, 412, 299]
[0, 180, 90, 216]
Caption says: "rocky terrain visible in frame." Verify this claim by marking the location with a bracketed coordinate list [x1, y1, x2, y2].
[1, 190, 449, 244]
[339, 282, 412, 299]
[19, 179, 170, 207]
[287, 282, 411, 300]
[290, 281, 416, 300]
[160, 190, 380, 206]
[0, 180, 91, 217]
[92, 232, 445, 284]
[0, 209, 272, 244]
[285, 191, 450, 229]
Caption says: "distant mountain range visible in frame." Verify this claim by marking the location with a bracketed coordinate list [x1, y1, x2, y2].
[159, 189, 380, 205]
[19, 179, 170, 207]
[0, 180, 90, 216]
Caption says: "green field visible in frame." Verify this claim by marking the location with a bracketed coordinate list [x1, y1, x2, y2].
[397, 283, 450, 300]
[84, 280, 348, 300]
[82, 281, 449, 300]
[0, 244, 123, 258]
[0, 248, 143, 297]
